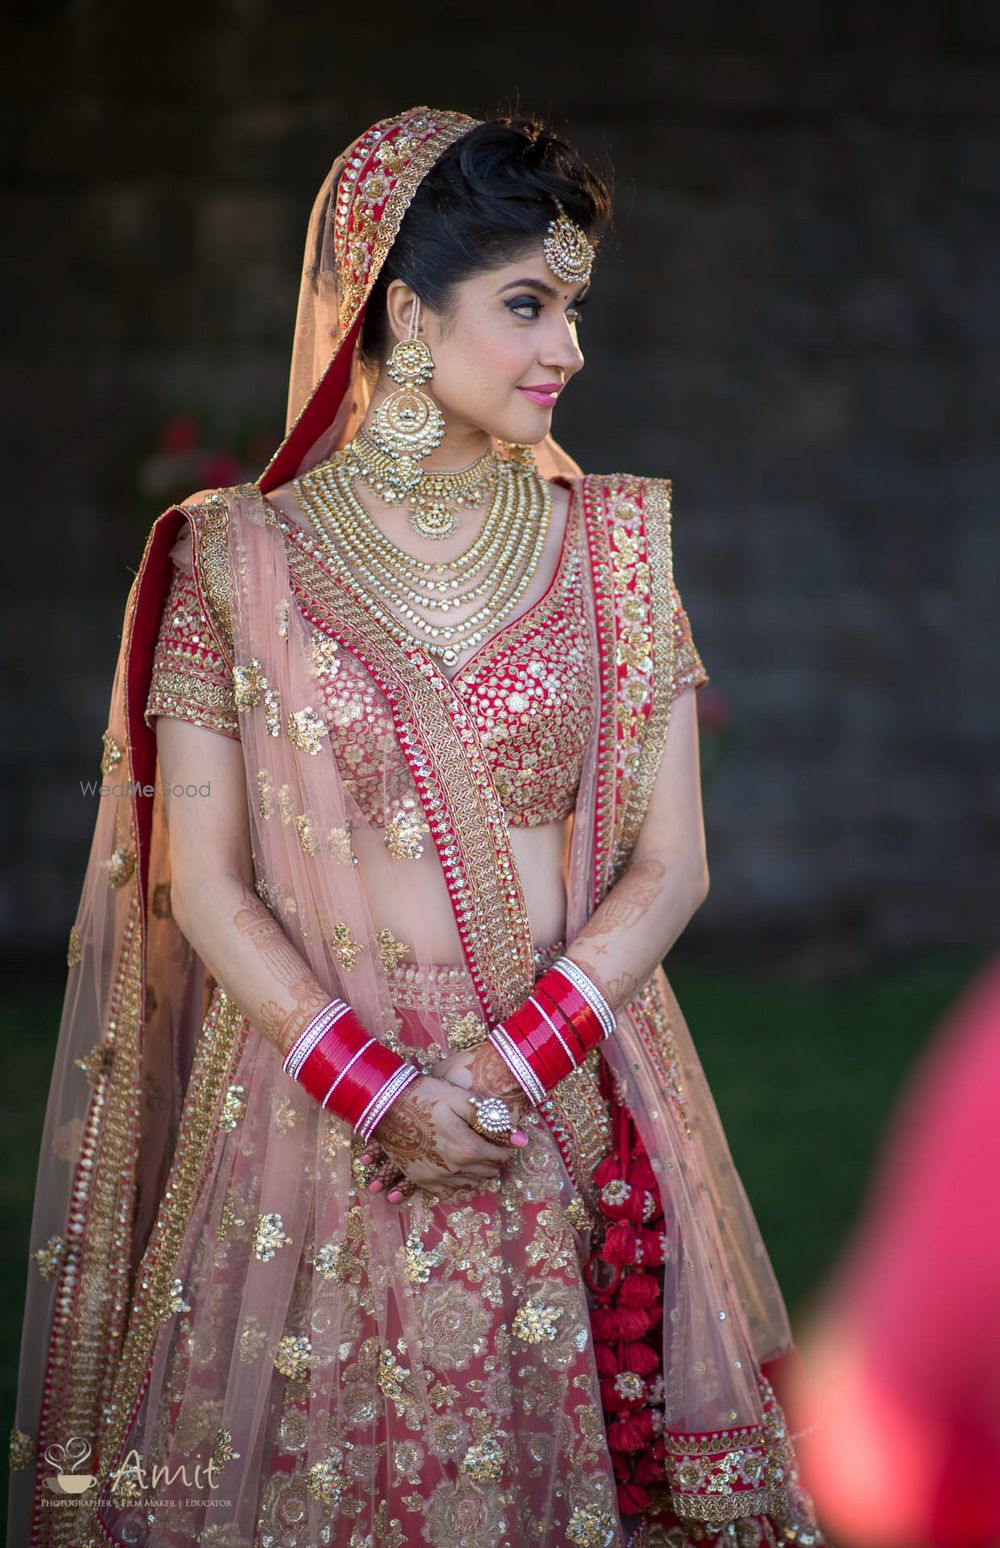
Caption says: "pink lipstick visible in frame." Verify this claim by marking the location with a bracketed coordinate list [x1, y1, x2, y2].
[517, 383, 563, 407]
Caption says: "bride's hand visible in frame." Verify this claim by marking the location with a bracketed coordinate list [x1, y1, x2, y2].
[429, 1041, 529, 1110]
[365, 1074, 527, 1204]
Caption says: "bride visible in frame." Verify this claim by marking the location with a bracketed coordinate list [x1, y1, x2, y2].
[8, 106, 825, 1548]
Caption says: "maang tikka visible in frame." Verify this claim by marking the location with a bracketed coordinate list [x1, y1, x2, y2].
[543, 199, 594, 286]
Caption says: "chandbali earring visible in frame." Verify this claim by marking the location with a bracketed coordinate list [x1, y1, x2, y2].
[372, 296, 446, 460]
[356, 295, 501, 539]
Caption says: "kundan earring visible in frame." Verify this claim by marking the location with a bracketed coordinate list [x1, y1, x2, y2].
[371, 296, 446, 463]
[355, 296, 502, 540]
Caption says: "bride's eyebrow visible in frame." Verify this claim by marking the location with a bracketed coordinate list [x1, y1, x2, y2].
[496, 277, 560, 298]
[496, 277, 590, 302]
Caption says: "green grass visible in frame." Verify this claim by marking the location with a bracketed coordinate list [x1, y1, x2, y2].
[1, 946, 987, 1515]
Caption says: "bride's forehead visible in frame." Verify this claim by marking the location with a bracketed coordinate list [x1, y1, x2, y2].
[454, 247, 571, 294]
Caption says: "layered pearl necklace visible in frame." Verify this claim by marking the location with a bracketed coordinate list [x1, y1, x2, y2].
[295, 441, 553, 668]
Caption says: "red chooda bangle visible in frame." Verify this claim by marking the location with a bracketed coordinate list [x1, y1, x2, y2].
[487, 957, 617, 1106]
[282, 998, 421, 1142]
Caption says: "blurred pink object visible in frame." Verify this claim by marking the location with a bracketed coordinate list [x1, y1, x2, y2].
[796, 951, 1000, 1547]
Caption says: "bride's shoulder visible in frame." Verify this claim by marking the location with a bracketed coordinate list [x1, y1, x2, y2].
[574, 469, 672, 493]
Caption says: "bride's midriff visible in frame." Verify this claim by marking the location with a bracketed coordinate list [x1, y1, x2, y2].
[353, 815, 568, 966]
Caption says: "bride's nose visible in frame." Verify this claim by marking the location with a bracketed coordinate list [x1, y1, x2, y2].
[541, 319, 584, 377]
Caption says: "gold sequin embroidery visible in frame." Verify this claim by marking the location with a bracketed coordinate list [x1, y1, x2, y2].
[331, 922, 365, 970]
[375, 928, 410, 971]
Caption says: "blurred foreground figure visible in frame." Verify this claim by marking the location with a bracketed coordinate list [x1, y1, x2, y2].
[795, 952, 1000, 1548]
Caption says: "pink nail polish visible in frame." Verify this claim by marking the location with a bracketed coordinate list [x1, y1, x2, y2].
[387, 1190, 403, 1203]
[511, 1131, 528, 1147]
[368, 1179, 383, 1192]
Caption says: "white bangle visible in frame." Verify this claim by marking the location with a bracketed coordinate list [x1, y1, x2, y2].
[355, 1062, 422, 1143]
[282, 998, 350, 1078]
[487, 1024, 547, 1107]
[553, 957, 616, 1039]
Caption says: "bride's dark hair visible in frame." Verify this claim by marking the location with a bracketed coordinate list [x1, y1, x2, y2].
[358, 114, 613, 365]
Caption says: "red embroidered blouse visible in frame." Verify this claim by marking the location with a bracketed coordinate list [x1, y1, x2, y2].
[144, 500, 709, 830]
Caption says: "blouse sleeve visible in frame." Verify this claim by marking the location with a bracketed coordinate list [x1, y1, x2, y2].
[669, 582, 710, 699]
[144, 561, 240, 740]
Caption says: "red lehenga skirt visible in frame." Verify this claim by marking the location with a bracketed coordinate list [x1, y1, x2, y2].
[296, 952, 823, 1548]
[34, 953, 823, 1548]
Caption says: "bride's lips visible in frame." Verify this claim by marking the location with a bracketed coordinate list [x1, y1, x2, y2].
[517, 383, 563, 407]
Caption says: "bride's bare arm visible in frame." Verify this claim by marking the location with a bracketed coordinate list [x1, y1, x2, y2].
[154, 714, 519, 1190]
[563, 684, 710, 1009]
[430, 687, 708, 1105]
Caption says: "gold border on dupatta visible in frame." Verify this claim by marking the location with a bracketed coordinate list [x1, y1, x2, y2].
[581, 471, 678, 891]
[613, 476, 676, 873]
[35, 895, 144, 1548]
[580, 474, 618, 902]
[93, 987, 250, 1504]
[258, 110, 478, 491]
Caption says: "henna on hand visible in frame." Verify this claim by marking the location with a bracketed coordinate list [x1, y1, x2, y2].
[466, 1040, 524, 1099]
[374, 1089, 447, 1170]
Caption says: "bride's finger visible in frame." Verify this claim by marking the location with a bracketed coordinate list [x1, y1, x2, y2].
[367, 1158, 405, 1193]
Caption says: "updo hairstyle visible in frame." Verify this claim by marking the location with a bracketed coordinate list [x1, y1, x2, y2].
[356, 114, 613, 367]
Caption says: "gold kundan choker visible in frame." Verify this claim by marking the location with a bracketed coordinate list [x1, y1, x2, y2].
[349, 425, 501, 540]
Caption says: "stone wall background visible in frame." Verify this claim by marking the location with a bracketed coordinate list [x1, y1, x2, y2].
[3, 1, 997, 974]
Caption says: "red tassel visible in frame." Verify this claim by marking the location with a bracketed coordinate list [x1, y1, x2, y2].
[633, 1227, 666, 1266]
[598, 1223, 644, 1265]
[590, 1304, 657, 1342]
[611, 1453, 633, 1484]
[587, 1056, 674, 1523]
[626, 1155, 659, 1194]
[619, 1340, 661, 1375]
[600, 1381, 640, 1414]
[606, 1408, 655, 1451]
[594, 1343, 620, 1376]
[618, 1272, 660, 1308]
[616, 1481, 652, 1514]
[634, 1439, 667, 1486]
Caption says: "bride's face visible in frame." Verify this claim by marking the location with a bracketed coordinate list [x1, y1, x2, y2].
[380, 247, 589, 451]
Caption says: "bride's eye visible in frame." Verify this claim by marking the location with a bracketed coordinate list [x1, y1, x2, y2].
[507, 297, 543, 320]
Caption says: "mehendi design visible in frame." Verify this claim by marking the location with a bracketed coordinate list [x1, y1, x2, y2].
[232, 886, 313, 988]
[573, 857, 666, 942]
[600, 969, 640, 1008]
[374, 1092, 447, 1170]
[467, 1040, 524, 1099]
[258, 987, 328, 1059]
[230, 884, 328, 1056]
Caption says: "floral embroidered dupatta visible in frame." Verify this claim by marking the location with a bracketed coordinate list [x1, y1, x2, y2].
[7, 107, 822, 1547]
